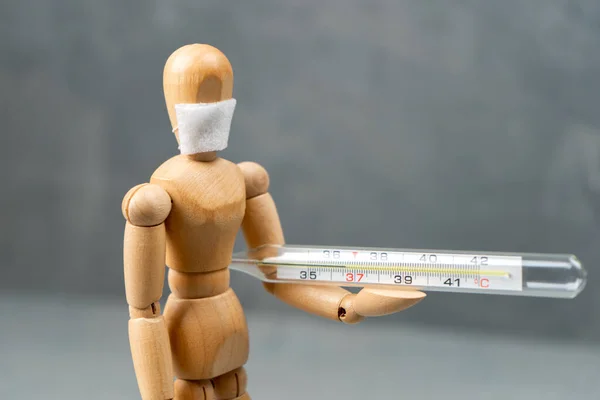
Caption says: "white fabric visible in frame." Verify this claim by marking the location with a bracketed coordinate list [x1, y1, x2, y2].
[174, 98, 237, 154]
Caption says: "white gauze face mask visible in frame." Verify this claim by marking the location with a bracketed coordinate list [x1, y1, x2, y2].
[174, 98, 237, 154]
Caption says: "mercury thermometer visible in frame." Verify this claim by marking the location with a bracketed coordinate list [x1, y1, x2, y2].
[230, 245, 587, 298]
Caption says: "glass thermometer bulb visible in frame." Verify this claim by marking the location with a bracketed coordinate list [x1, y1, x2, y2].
[230, 244, 587, 298]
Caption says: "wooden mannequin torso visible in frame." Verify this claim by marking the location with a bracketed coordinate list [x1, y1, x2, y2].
[151, 155, 245, 274]
[122, 43, 425, 400]
[151, 155, 249, 380]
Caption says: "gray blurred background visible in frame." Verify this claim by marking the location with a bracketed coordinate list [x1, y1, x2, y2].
[1, 0, 600, 398]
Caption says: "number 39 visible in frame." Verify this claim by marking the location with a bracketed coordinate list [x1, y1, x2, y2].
[394, 275, 413, 284]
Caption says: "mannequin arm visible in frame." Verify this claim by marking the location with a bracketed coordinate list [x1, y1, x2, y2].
[238, 162, 424, 324]
[122, 183, 174, 400]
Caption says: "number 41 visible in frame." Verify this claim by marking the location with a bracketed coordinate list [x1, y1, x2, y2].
[444, 278, 460, 287]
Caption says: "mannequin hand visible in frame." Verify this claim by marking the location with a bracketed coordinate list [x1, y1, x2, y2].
[338, 288, 425, 324]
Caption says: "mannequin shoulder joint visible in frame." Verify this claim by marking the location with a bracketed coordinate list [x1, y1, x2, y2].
[238, 161, 270, 199]
[122, 183, 172, 226]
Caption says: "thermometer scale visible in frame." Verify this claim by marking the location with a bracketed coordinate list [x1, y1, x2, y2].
[230, 244, 587, 298]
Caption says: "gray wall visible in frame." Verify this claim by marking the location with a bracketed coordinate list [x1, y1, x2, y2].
[1, 0, 599, 341]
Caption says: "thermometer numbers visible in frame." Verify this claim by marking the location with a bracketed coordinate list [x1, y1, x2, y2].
[471, 256, 488, 266]
[444, 278, 461, 287]
[345, 272, 364, 282]
[394, 275, 413, 284]
[420, 254, 437, 263]
[370, 252, 388, 261]
[322, 250, 340, 259]
[273, 248, 522, 292]
[299, 270, 317, 280]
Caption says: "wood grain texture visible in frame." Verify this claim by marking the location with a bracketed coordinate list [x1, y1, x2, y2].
[189, 152, 218, 162]
[237, 162, 269, 199]
[240, 192, 283, 278]
[241, 193, 284, 250]
[174, 379, 215, 400]
[122, 184, 172, 227]
[163, 289, 249, 380]
[151, 156, 246, 273]
[124, 223, 166, 309]
[337, 294, 365, 325]
[129, 302, 161, 319]
[168, 268, 230, 299]
[240, 188, 356, 322]
[213, 367, 247, 399]
[125, 44, 251, 400]
[129, 317, 174, 400]
[163, 44, 234, 141]
[353, 288, 426, 317]
[263, 283, 351, 321]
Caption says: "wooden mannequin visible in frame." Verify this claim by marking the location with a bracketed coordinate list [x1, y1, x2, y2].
[122, 43, 426, 400]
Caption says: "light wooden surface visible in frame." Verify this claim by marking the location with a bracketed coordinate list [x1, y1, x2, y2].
[239, 160, 426, 324]
[122, 184, 172, 227]
[123, 223, 166, 309]
[353, 287, 426, 317]
[239, 167, 357, 322]
[213, 367, 248, 399]
[125, 44, 251, 400]
[174, 379, 215, 400]
[122, 183, 171, 309]
[163, 43, 234, 140]
[163, 290, 250, 380]
[262, 283, 351, 322]
[129, 317, 174, 400]
[237, 162, 270, 200]
[241, 193, 284, 249]
[168, 268, 230, 299]
[123, 183, 174, 400]
[123, 43, 425, 400]
[150, 156, 246, 274]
